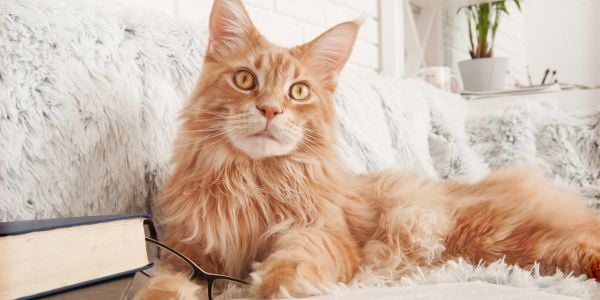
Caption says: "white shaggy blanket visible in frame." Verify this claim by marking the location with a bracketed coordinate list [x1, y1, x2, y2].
[1, 0, 599, 298]
[1, 0, 205, 220]
[467, 103, 600, 209]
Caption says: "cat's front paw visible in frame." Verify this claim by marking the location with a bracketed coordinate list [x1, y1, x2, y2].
[250, 259, 335, 298]
[133, 274, 204, 300]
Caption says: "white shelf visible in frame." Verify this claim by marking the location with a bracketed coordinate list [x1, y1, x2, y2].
[465, 88, 600, 113]
[410, 0, 498, 9]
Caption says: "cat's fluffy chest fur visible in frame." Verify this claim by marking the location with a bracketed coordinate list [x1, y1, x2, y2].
[158, 149, 355, 278]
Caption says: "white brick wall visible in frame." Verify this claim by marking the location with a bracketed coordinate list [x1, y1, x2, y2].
[109, 0, 381, 73]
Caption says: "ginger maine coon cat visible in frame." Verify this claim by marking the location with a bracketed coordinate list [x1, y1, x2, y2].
[138, 0, 600, 298]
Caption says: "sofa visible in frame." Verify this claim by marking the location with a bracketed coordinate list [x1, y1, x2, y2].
[2, 0, 599, 298]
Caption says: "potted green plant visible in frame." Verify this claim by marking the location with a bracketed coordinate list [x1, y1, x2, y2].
[458, 0, 521, 91]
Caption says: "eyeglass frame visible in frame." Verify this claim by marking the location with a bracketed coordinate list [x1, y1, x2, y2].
[141, 219, 249, 300]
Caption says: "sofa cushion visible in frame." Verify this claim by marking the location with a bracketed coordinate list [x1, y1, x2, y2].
[421, 84, 489, 182]
[334, 74, 398, 174]
[371, 77, 438, 177]
[467, 101, 600, 208]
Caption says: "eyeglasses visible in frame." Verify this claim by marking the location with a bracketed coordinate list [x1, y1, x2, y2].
[141, 220, 249, 300]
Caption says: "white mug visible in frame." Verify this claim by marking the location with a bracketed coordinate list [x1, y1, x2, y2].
[416, 66, 460, 93]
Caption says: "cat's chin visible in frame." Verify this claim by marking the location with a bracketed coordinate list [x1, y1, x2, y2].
[231, 134, 298, 160]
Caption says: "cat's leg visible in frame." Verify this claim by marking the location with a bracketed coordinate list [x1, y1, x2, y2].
[133, 273, 204, 300]
[351, 171, 454, 278]
[444, 168, 600, 280]
[134, 236, 218, 300]
[250, 226, 361, 298]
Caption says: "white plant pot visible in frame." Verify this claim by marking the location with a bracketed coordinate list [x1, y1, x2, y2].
[458, 57, 508, 91]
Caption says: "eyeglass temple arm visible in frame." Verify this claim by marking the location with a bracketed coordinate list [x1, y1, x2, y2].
[143, 219, 158, 239]
[144, 237, 249, 285]
[143, 219, 249, 285]
[211, 274, 249, 285]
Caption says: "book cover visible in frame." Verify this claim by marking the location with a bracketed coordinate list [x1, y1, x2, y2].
[0, 213, 151, 236]
[0, 214, 153, 299]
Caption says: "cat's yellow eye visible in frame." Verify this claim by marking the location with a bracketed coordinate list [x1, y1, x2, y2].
[289, 82, 311, 101]
[233, 69, 256, 91]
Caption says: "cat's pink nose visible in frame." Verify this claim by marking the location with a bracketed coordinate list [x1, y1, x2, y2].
[256, 104, 283, 121]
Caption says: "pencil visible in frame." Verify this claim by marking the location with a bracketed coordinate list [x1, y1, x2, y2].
[541, 69, 550, 85]
[549, 70, 557, 83]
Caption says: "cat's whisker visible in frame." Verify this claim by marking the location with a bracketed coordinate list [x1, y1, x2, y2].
[186, 104, 232, 112]
[187, 116, 248, 125]
[301, 130, 321, 144]
[172, 137, 223, 150]
[301, 127, 321, 137]
[185, 111, 229, 118]
[301, 131, 320, 142]
[180, 128, 223, 133]
[189, 105, 242, 114]
[298, 139, 321, 157]
[172, 129, 238, 149]
[300, 132, 321, 144]
[187, 115, 241, 122]
[299, 144, 319, 156]
[189, 125, 247, 149]
[184, 108, 249, 120]
[196, 129, 243, 152]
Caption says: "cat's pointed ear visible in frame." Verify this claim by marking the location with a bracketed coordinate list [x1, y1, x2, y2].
[299, 19, 362, 87]
[208, 0, 257, 60]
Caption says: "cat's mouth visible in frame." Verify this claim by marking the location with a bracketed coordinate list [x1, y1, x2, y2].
[229, 125, 299, 159]
[251, 129, 278, 142]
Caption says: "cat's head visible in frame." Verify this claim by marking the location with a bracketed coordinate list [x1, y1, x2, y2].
[185, 0, 360, 160]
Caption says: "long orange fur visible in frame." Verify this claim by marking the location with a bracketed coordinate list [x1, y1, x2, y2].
[136, 0, 600, 298]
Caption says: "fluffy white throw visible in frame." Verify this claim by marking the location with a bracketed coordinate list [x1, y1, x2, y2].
[1, 0, 205, 220]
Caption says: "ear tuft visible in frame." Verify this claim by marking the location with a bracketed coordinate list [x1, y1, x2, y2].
[208, 0, 257, 60]
[298, 19, 362, 87]
[354, 15, 366, 26]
